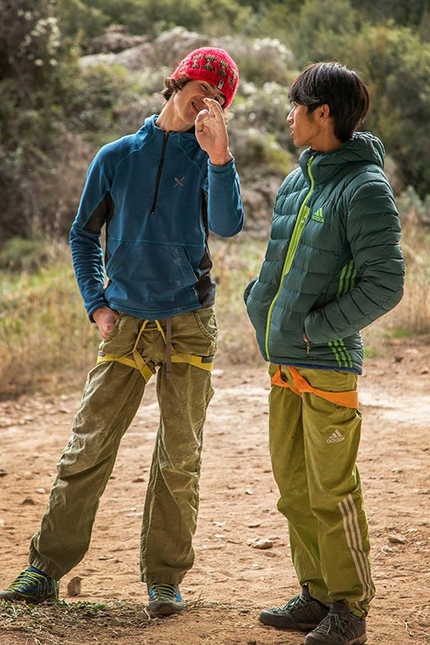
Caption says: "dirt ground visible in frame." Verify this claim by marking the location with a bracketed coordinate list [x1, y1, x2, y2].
[0, 337, 429, 645]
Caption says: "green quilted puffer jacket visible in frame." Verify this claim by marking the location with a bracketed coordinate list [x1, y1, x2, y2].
[245, 131, 405, 374]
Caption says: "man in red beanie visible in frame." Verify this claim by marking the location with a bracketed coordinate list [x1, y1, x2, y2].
[0, 47, 243, 616]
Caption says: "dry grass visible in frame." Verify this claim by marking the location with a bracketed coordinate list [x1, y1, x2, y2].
[391, 223, 430, 334]
[0, 228, 428, 399]
[210, 236, 265, 366]
[362, 223, 430, 354]
[0, 237, 266, 399]
[0, 243, 98, 399]
[0, 598, 261, 645]
[0, 599, 150, 645]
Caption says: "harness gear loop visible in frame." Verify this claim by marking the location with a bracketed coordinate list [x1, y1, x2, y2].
[170, 353, 214, 370]
[96, 317, 214, 381]
[271, 365, 359, 409]
[166, 317, 172, 379]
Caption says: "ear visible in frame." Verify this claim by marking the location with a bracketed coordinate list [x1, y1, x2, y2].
[318, 104, 331, 120]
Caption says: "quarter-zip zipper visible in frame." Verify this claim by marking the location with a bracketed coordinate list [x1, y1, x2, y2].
[150, 131, 170, 215]
[264, 156, 315, 359]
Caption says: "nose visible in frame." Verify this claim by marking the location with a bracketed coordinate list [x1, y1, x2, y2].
[286, 108, 294, 124]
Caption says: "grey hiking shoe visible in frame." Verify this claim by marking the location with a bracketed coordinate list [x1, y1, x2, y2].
[305, 601, 367, 644]
[0, 567, 59, 604]
[147, 582, 185, 616]
[259, 585, 329, 631]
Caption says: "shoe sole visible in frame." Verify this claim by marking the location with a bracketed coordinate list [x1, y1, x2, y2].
[259, 615, 320, 631]
[349, 636, 367, 645]
[147, 600, 185, 616]
[305, 632, 367, 644]
[0, 592, 58, 604]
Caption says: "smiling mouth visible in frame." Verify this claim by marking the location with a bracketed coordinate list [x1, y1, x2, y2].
[191, 100, 205, 113]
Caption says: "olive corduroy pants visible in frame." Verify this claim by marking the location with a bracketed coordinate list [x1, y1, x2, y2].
[29, 309, 218, 585]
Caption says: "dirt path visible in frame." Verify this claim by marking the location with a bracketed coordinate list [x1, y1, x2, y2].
[0, 340, 429, 644]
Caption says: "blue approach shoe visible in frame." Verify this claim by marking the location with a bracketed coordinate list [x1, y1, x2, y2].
[147, 582, 185, 616]
[0, 567, 59, 604]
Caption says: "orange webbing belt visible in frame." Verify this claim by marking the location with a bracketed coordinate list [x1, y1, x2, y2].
[271, 366, 359, 409]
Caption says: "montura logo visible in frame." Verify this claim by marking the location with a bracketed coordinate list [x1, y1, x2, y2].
[312, 208, 324, 223]
[174, 177, 185, 188]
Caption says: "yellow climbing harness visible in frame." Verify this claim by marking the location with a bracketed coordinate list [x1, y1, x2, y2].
[96, 318, 214, 382]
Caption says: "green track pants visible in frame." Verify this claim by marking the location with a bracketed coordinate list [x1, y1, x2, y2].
[268, 364, 375, 618]
[29, 309, 217, 585]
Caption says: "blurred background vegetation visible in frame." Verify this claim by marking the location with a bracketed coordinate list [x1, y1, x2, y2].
[1, 0, 429, 398]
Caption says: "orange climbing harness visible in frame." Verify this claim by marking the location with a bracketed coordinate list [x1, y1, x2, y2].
[271, 365, 359, 409]
[96, 318, 214, 382]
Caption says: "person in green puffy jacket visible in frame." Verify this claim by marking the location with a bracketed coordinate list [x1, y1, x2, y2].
[245, 62, 404, 645]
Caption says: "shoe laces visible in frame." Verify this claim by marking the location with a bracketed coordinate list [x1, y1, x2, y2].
[148, 582, 181, 602]
[8, 569, 52, 593]
[313, 611, 347, 635]
[273, 593, 306, 615]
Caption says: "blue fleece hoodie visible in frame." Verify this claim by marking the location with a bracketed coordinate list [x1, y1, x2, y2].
[70, 114, 244, 320]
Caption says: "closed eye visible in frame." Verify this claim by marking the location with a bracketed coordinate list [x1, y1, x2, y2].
[200, 82, 225, 107]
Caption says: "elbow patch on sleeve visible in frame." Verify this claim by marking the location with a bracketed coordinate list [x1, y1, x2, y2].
[84, 192, 115, 234]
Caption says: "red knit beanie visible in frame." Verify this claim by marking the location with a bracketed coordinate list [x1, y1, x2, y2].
[171, 47, 239, 108]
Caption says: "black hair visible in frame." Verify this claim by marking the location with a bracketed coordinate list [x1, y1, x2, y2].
[288, 62, 370, 142]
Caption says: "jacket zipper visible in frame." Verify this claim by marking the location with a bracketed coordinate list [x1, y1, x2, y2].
[264, 157, 315, 360]
[150, 131, 170, 215]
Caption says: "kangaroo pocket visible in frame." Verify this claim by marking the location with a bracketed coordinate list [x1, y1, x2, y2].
[104, 240, 200, 310]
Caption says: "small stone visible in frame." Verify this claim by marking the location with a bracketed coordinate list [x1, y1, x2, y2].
[388, 533, 407, 544]
[247, 538, 273, 550]
[66, 576, 83, 596]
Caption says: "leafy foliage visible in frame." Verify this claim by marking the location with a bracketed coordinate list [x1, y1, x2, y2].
[285, 1, 430, 195]
[350, 0, 430, 33]
[56, 0, 251, 41]
[0, 0, 89, 240]
[1, 0, 430, 246]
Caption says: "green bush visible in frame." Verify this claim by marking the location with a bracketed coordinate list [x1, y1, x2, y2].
[352, 24, 430, 197]
[284, 0, 430, 197]
[287, 0, 362, 68]
[2, 0, 430, 248]
[57, 0, 250, 40]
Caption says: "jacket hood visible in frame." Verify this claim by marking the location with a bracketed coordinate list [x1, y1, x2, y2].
[300, 131, 386, 179]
